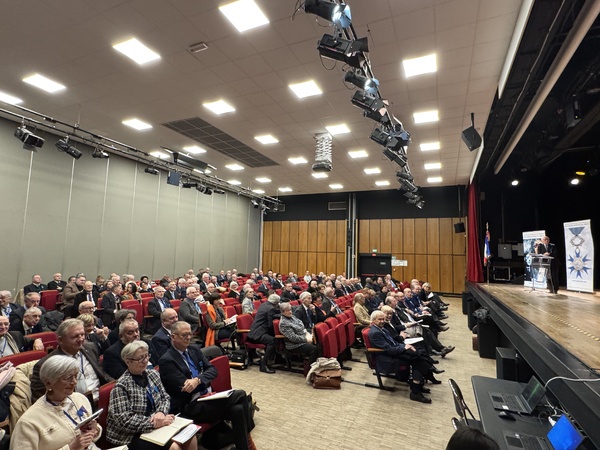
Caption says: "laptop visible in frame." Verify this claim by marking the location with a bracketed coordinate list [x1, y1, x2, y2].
[504, 414, 585, 450]
[489, 376, 546, 414]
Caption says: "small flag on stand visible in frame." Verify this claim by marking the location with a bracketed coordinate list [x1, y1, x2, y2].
[484, 223, 491, 266]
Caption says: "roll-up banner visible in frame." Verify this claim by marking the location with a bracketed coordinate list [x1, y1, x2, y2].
[564, 219, 594, 293]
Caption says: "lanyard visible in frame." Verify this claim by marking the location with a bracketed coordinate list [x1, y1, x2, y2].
[78, 352, 85, 376]
[0, 338, 7, 357]
[47, 397, 87, 426]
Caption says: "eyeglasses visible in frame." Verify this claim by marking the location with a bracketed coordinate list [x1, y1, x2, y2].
[0, 323, 9, 328]
[60, 374, 79, 383]
[128, 353, 150, 363]
[175, 332, 193, 338]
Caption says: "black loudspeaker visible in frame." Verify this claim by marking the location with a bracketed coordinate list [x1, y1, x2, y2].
[454, 222, 465, 233]
[462, 126, 482, 151]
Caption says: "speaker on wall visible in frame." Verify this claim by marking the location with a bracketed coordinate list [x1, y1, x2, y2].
[454, 222, 465, 233]
[461, 126, 482, 151]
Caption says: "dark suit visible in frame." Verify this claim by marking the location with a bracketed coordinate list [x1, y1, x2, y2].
[73, 290, 99, 318]
[9, 321, 44, 335]
[101, 292, 118, 328]
[536, 242, 559, 293]
[294, 305, 316, 331]
[7, 331, 36, 352]
[9, 306, 47, 332]
[158, 346, 254, 450]
[0, 303, 20, 318]
[198, 281, 209, 293]
[103, 339, 128, 379]
[30, 343, 112, 402]
[47, 280, 66, 291]
[179, 298, 200, 333]
[151, 326, 172, 357]
[164, 290, 177, 301]
[280, 289, 298, 302]
[257, 283, 270, 297]
[147, 297, 172, 334]
[23, 283, 47, 295]
[322, 297, 341, 315]
[86, 333, 110, 355]
[334, 288, 346, 298]
[248, 302, 279, 362]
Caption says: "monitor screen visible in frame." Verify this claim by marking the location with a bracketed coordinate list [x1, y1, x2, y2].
[522, 376, 545, 410]
[547, 415, 584, 450]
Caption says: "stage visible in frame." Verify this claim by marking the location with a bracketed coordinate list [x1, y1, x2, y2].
[476, 283, 600, 370]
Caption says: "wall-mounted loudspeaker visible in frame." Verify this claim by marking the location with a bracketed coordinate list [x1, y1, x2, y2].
[454, 222, 465, 233]
[461, 126, 482, 151]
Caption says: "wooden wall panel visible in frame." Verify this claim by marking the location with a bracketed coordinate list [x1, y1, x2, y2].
[391, 265, 403, 284]
[263, 222, 273, 252]
[453, 255, 466, 293]
[358, 220, 370, 253]
[280, 221, 290, 251]
[453, 216, 466, 255]
[307, 221, 318, 251]
[288, 251, 297, 275]
[337, 220, 347, 252]
[298, 221, 308, 251]
[403, 219, 415, 253]
[426, 218, 439, 255]
[337, 253, 346, 276]
[316, 220, 328, 251]
[427, 254, 440, 289]
[262, 251, 271, 272]
[415, 254, 428, 281]
[270, 252, 280, 273]
[391, 219, 403, 254]
[404, 255, 415, 281]
[380, 219, 392, 253]
[289, 221, 299, 251]
[326, 253, 337, 275]
[316, 253, 327, 274]
[297, 252, 307, 275]
[279, 252, 289, 274]
[326, 221, 337, 253]
[439, 255, 453, 292]
[439, 218, 453, 255]
[414, 218, 427, 254]
[369, 219, 381, 252]
[271, 222, 282, 252]
[307, 252, 317, 274]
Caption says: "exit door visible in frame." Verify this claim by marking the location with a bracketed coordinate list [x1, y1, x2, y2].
[358, 253, 391, 283]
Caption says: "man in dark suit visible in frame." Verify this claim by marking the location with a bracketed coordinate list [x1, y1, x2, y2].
[535, 235, 559, 294]
[179, 287, 202, 334]
[72, 281, 99, 319]
[23, 274, 47, 295]
[147, 286, 172, 334]
[101, 284, 122, 329]
[164, 281, 178, 301]
[151, 308, 179, 357]
[102, 319, 155, 379]
[175, 278, 188, 299]
[30, 318, 113, 402]
[280, 283, 299, 302]
[0, 291, 20, 318]
[321, 287, 342, 316]
[62, 273, 86, 314]
[294, 292, 317, 331]
[10, 306, 46, 335]
[256, 278, 270, 297]
[9, 292, 48, 332]
[47, 273, 67, 292]
[159, 321, 255, 450]
[198, 273, 210, 293]
[248, 294, 280, 373]
[0, 315, 44, 356]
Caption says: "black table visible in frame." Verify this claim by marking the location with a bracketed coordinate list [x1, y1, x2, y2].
[472, 376, 551, 449]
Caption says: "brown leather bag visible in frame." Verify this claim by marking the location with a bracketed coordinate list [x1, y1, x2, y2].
[312, 369, 342, 389]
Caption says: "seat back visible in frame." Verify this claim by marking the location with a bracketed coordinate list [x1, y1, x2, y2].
[236, 314, 264, 350]
[325, 317, 338, 330]
[121, 300, 143, 328]
[336, 312, 348, 324]
[170, 299, 181, 308]
[0, 350, 47, 367]
[40, 290, 59, 311]
[27, 331, 58, 352]
[345, 309, 357, 324]
[345, 319, 355, 347]
[142, 297, 152, 317]
[223, 305, 236, 319]
[448, 379, 478, 425]
[334, 322, 347, 354]
[323, 328, 338, 358]
[224, 298, 238, 307]
[234, 304, 242, 316]
[211, 355, 232, 392]
[97, 380, 116, 449]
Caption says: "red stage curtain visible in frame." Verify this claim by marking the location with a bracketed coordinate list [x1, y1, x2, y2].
[467, 182, 484, 282]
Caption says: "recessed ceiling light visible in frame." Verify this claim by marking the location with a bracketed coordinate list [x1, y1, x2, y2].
[219, 0, 269, 32]
[228, 179, 242, 185]
[570, 178, 580, 185]
[150, 151, 169, 159]
[511, 180, 519, 186]
[413, 110, 439, 124]
[289, 80, 322, 98]
[312, 173, 328, 179]
[420, 141, 440, 152]
[288, 156, 308, 165]
[279, 187, 292, 192]
[255, 134, 278, 144]
[252, 188, 265, 194]
[183, 145, 207, 154]
[256, 177, 271, 183]
[22, 74, 65, 93]
[403, 53, 437, 78]
[575, 171, 585, 176]
[326, 124, 350, 135]
[375, 180, 390, 186]
[226, 163, 244, 171]
[203, 100, 235, 115]
[122, 118, 152, 130]
[427, 176, 442, 183]
[364, 167, 381, 174]
[329, 183, 343, 189]
[424, 162, 442, 170]
[113, 38, 161, 65]
[0, 91, 23, 105]
[348, 150, 368, 158]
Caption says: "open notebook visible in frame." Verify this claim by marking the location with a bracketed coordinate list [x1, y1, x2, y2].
[140, 416, 195, 446]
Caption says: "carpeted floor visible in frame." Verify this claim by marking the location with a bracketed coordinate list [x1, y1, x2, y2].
[226, 298, 496, 450]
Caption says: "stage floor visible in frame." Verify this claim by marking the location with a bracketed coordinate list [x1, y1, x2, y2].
[477, 283, 600, 371]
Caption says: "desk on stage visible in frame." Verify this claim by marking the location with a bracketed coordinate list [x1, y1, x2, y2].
[472, 376, 551, 449]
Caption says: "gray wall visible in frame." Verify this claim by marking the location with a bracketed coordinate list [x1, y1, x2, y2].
[0, 117, 261, 293]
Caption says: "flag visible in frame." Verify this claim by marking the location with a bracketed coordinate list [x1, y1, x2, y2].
[484, 223, 491, 266]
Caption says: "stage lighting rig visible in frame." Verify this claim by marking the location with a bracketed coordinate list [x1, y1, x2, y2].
[92, 145, 109, 159]
[55, 136, 82, 159]
[181, 181, 197, 189]
[14, 125, 44, 151]
[351, 91, 389, 124]
[317, 34, 368, 69]
[144, 166, 159, 175]
[370, 127, 411, 153]
[304, 0, 352, 28]
[344, 70, 379, 95]
[396, 170, 414, 182]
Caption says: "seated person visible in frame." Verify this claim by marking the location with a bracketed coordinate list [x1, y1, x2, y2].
[278, 302, 318, 365]
[151, 308, 179, 357]
[179, 287, 202, 335]
[9, 292, 48, 332]
[79, 313, 110, 356]
[107, 341, 197, 450]
[101, 284, 123, 329]
[122, 281, 142, 302]
[353, 293, 371, 334]
[11, 306, 46, 335]
[147, 286, 172, 335]
[23, 274, 47, 295]
[108, 309, 137, 345]
[204, 293, 235, 347]
[158, 322, 255, 450]
[103, 319, 143, 379]
[72, 281, 99, 319]
[247, 294, 280, 374]
[293, 292, 317, 331]
[0, 290, 19, 318]
[280, 283, 299, 302]
[227, 281, 241, 301]
[47, 273, 67, 292]
[10, 355, 102, 450]
[0, 315, 44, 356]
[241, 289, 256, 315]
[402, 288, 447, 332]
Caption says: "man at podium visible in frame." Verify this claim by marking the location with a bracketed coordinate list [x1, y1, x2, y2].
[535, 235, 559, 294]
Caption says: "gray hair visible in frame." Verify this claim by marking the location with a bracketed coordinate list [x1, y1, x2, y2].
[121, 340, 148, 361]
[267, 294, 280, 305]
[370, 310, 385, 321]
[24, 306, 42, 317]
[40, 355, 78, 384]
[279, 302, 292, 313]
[119, 318, 138, 336]
[299, 291, 312, 301]
[171, 321, 190, 334]
[161, 308, 177, 321]
[115, 308, 136, 322]
[229, 281, 238, 289]
[57, 319, 84, 338]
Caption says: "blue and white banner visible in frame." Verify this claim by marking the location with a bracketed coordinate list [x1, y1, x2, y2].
[564, 219, 594, 293]
[523, 230, 546, 288]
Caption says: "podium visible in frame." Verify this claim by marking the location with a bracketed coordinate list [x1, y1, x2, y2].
[530, 254, 554, 292]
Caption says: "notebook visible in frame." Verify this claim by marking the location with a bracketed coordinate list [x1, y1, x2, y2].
[140, 416, 194, 446]
[489, 376, 546, 414]
[504, 414, 584, 450]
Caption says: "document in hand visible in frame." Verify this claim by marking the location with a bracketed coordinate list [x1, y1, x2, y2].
[172, 423, 202, 444]
[197, 388, 235, 402]
[140, 416, 194, 446]
[404, 337, 424, 345]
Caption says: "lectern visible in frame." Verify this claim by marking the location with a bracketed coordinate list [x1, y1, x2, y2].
[530, 254, 554, 292]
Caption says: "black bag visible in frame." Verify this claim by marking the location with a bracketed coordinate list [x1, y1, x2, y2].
[228, 348, 249, 370]
[200, 421, 235, 450]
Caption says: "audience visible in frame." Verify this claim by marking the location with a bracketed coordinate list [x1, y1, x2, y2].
[0, 315, 44, 356]
[46, 273, 67, 292]
[147, 286, 171, 334]
[23, 274, 47, 295]
[151, 308, 179, 356]
[248, 294, 280, 374]
[278, 302, 318, 365]
[179, 286, 202, 334]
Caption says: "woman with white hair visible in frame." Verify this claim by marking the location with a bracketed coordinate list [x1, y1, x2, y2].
[10, 355, 101, 450]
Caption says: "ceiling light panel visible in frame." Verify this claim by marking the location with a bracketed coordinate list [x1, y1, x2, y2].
[183, 145, 206, 154]
[403, 53, 437, 78]
[329, 184, 343, 189]
[413, 110, 439, 124]
[279, 187, 293, 192]
[122, 118, 152, 130]
[375, 180, 390, 186]
[203, 100, 235, 115]
[150, 151, 169, 159]
[219, 0, 269, 32]
[255, 134, 278, 144]
[424, 162, 442, 170]
[256, 177, 271, 183]
[288, 156, 308, 165]
[289, 80, 322, 98]
[252, 188, 265, 194]
[0, 91, 23, 105]
[420, 141, 440, 152]
[226, 163, 244, 171]
[364, 167, 381, 174]
[312, 173, 328, 179]
[113, 38, 161, 65]
[427, 176, 443, 183]
[22, 74, 65, 93]
[326, 124, 350, 135]
[228, 179, 242, 185]
[348, 150, 368, 158]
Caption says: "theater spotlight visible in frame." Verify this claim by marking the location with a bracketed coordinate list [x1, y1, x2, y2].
[304, 0, 352, 28]
[383, 148, 407, 167]
[396, 170, 414, 182]
[55, 137, 82, 159]
[14, 126, 44, 151]
[344, 70, 379, 95]
[317, 34, 368, 69]
[144, 166, 159, 175]
[416, 200, 425, 209]
[181, 181, 197, 189]
[351, 91, 389, 124]
[404, 191, 419, 200]
[92, 146, 109, 159]
[251, 198, 259, 208]
[370, 127, 411, 152]
[196, 185, 213, 195]
[213, 188, 226, 195]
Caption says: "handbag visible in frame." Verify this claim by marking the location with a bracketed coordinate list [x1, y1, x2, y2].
[228, 348, 249, 370]
[312, 369, 342, 389]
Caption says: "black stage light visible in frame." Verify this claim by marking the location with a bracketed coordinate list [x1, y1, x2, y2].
[404, 191, 419, 199]
[370, 127, 411, 152]
[182, 181, 197, 189]
[317, 34, 368, 69]
[396, 170, 414, 182]
[416, 200, 424, 209]
[144, 166, 159, 175]
[251, 199, 259, 208]
[55, 137, 82, 159]
[344, 70, 379, 95]
[213, 188, 226, 195]
[304, 0, 352, 28]
[92, 146, 109, 159]
[383, 148, 407, 167]
[351, 91, 389, 124]
[14, 126, 44, 150]
[196, 185, 212, 195]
